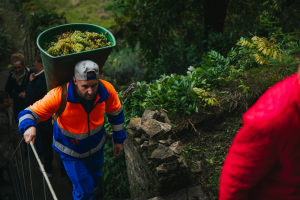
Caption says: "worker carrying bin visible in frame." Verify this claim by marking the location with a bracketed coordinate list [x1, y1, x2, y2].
[17, 23, 126, 200]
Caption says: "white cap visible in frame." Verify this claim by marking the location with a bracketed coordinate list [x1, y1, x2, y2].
[74, 60, 99, 80]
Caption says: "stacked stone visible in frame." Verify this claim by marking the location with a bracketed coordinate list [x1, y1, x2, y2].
[124, 109, 189, 198]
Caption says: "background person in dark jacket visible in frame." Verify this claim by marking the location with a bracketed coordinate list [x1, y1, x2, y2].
[5, 53, 34, 121]
[0, 91, 18, 186]
[25, 55, 53, 177]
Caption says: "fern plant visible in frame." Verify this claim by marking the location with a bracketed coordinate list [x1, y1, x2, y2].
[237, 36, 282, 66]
[193, 87, 219, 107]
[269, 52, 298, 76]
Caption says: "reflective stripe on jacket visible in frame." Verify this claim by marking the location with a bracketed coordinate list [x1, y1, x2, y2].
[18, 78, 126, 159]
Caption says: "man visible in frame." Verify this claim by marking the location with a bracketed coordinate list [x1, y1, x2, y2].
[24, 55, 53, 177]
[18, 60, 126, 200]
[219, 71, 300, 200]
[0, 91, 18, 186]
[5, 53, 34, 121]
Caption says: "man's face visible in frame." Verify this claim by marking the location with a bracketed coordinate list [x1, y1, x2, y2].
[13, 61, 25, 75]
[0, 96, 12, 110]
[34, 61, 43, 73]
[73, 77, 98, 100]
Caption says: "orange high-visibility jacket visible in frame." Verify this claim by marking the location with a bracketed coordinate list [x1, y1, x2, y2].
[18, 78, 126, 159]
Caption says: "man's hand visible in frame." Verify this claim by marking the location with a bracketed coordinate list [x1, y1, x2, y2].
[29, 73, 35, 82]
[24, 126, 37, 144]
[114, 143, 124, 157]
[19, 91, 25, 98]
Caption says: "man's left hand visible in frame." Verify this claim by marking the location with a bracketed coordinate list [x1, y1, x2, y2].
[29, 73, 35, 82]
[114, 143, 123, 157]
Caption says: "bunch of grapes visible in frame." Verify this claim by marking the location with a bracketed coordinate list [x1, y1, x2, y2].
[44, 30, 111, 56]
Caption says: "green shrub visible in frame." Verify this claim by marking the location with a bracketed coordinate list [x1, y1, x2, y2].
[102, 46, 146, 91]
[0, 28, 12, 62]
[27, 7, 66, 42]
[97, 119, 130, 199]
[269, 53, 299, 76]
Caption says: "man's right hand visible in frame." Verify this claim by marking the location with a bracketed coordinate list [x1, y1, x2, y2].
[24, 126, 37, 144]
[19, 91, 25, 98]
[29, 73, 35, 82]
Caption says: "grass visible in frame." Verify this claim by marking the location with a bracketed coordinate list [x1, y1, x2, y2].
[183, 116, 242, 199]
[35, 0, 121, 32]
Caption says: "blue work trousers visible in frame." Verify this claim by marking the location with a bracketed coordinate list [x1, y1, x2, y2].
[60, 151, 104, 200]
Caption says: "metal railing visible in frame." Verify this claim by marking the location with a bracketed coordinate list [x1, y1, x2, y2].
[8, 139, 58, 200]
[23, 34, 38, 68]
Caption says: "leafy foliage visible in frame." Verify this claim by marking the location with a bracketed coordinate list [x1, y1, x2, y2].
[115, 0, 206, 80]
[27, 7, 66, 42]
[269, 53, 299, 76]
[0, 28, 12, 62]
[193, 88, 219, 107]
[237, 36, 282, 66]
[99, 119, 131, 199]
[102, 46, 146, 91]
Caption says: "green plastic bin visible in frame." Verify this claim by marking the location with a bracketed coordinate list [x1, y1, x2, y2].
[37, 23, 116, 91]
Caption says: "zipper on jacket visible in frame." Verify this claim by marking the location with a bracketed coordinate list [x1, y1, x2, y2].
[88, 114, 91, 161]
[87, 104, 97, 161]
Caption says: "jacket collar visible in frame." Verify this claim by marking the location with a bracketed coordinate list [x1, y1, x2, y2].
[66, 78, 110, 104]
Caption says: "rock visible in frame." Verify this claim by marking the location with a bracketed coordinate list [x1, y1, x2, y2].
[148, 144, 157, 158]
[162, 161, 177, 171]
[151, 144, 179, 163]
[149, 138, 156, 145]
[134, 137, 144, 145]
[142, 151, 150, 162]
[157, 110, 172, 126]
[141, 109, 160, 124]
[147, 197, 164, 200]
[177, 156, 188, 169]
[141, 134, 148, 140]
[169, 141, 183, 155]
[158, 140, 166, 144]
[124, 137, 159, 198]
[156, 164, 168, 173]
[128, 117, 142, 131]
[191, 161, 202, 173]
[141, 119, 172, 140]
[141, 141, 149, 149]
[128, 129, 142, 137]
[166, 135, 173, 145]
[187, 185, 209, 200]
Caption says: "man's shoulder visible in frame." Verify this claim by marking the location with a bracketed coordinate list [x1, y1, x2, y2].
[99, 79, 115, 92]
[27, 67, 34, 74]
[51, 85, 62, 95]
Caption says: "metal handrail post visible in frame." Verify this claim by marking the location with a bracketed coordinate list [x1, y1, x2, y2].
[28, 144, 35, 200]
[29, 141, 58, 200]
[19, 147, 29, 200]
[11, 157, 22, 200]
[14, 155, 26, 199]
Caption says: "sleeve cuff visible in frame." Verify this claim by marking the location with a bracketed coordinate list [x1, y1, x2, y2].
[19, 118, 38, 134]
[112, 129, 127, 144]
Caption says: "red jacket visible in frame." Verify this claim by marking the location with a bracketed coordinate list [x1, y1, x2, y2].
[219, 73, 300, 200]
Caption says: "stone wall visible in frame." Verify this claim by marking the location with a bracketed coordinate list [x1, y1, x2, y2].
[124, 109, 190, 198]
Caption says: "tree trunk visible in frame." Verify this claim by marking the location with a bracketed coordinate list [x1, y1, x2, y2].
[204, 0, 230, 38]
